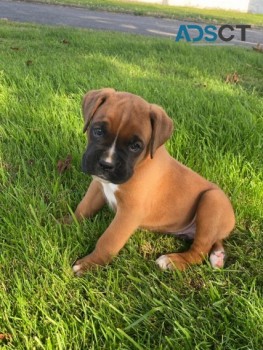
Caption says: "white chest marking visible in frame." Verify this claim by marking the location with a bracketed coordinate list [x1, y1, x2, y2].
[101, 182, 118, 209]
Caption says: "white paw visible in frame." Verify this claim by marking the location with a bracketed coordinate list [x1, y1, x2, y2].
[72, 263, 84, 276]
[156, 255, 172, 270]
[209, 250, 225, 269]
[72, 264, 81, 273]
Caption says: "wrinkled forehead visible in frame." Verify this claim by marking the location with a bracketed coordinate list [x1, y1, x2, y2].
[92, 92, 152, 141]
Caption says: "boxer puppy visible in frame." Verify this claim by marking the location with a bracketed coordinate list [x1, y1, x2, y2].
[70, 88, 235, 276]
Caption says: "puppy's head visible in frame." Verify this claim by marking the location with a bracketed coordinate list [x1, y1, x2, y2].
[81, 88, 173, 184]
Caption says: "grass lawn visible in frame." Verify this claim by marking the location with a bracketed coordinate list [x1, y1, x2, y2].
[0, 20, 263, 349]
[27, 0, 263, 27]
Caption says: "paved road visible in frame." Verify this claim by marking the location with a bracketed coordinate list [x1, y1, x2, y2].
[0, 0, 262, 47]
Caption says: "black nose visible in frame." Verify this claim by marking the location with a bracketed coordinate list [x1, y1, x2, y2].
[99, 159, 114, 171]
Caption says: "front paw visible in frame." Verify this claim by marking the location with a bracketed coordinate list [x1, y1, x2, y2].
[72, 254, 100, 276]
[156, 253, 189, 271]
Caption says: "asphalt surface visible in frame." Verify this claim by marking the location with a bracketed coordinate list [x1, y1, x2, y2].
[0, 0, 262, 47]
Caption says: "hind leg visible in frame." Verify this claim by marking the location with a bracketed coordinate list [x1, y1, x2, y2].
[156, 189, 235, 271]
[209, 240, 226, 268]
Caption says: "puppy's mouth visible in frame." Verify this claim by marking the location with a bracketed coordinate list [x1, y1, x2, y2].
[92, 175, 110, 183]
[91, 166, 133, 185]
[94, 172, 131, 185]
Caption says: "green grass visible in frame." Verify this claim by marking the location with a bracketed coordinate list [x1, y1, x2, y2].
[27, 0, 263, 27]
[0, 20, 263, 349]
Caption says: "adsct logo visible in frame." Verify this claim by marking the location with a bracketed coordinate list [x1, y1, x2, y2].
[175, 25, 251, 42]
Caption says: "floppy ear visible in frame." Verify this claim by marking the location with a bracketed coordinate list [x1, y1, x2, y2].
[82, 88, 115, 133]
[149, 104, 174, 158]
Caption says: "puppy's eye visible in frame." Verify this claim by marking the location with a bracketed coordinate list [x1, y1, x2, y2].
[93, 127, 104, 137]
[129, 141, 142, 152]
